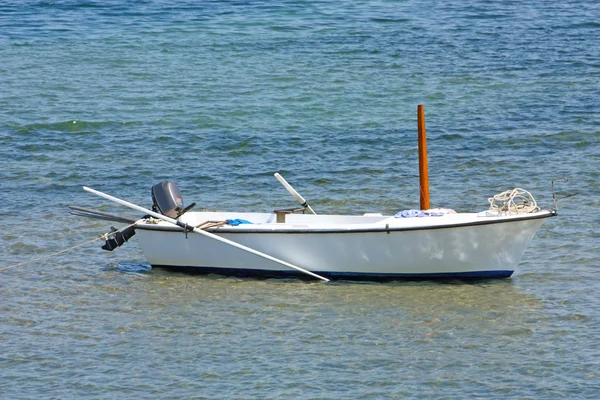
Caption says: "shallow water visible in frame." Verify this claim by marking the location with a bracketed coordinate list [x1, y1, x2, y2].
[1, 1, 599, 398]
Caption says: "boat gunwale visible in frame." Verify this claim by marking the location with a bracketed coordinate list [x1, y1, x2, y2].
[133, 209, 556, 234]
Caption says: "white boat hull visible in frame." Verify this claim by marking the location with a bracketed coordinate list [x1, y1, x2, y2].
[133, 210, 554, 280]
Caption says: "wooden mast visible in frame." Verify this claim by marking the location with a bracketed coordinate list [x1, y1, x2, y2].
[417, 104, 430, 210]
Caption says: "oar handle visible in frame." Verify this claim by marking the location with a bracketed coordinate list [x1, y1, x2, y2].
[274, 173, 306, 204]
[274, 173, 316, 215]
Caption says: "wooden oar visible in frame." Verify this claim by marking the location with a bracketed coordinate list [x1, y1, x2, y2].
[82, 186, 329, 282]
[274, 173, 317, 215]
[69, 205, 138, 224]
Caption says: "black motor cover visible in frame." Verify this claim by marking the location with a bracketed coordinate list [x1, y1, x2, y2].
[151, 181, 185, 218]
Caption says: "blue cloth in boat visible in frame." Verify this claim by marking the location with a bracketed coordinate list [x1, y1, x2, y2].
[396, 209, 423, 218]
[225, 219, 253, 226]
[395, 209, 446, 218]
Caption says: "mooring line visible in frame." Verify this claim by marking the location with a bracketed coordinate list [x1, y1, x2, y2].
[0, 224, 135, 272]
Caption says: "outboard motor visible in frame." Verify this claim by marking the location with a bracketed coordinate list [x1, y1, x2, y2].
[102, 181, 195, 252]
[151, 181, 195, 218]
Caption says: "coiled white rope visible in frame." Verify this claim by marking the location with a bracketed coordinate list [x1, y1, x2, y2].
[488, 188, 540, 215]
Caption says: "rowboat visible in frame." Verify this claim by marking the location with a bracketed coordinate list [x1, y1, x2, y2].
[75, 107, 559, 282]
[135, 207, 553, 281]
[78, 177, 556, 282]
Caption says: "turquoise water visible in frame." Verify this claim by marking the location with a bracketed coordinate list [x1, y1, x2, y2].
[1, 1, 599, 398]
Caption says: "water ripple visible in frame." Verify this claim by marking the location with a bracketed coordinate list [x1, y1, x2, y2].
[1, 0, 599, 398]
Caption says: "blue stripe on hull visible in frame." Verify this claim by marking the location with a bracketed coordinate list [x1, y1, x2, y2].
[151, 265, 514, 281]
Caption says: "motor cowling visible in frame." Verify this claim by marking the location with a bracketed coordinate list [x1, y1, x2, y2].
[151, 181, 185, 218]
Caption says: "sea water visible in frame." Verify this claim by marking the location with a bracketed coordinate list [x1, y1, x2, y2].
[1, 1, 599, 398]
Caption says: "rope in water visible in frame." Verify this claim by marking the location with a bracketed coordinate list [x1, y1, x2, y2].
[488, 188, 540, 215]
[0, 223, 136, 272]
